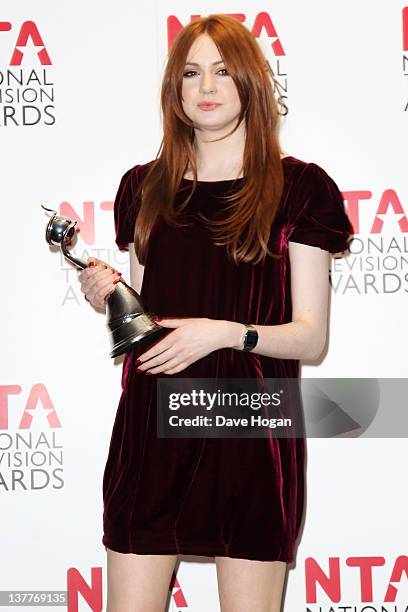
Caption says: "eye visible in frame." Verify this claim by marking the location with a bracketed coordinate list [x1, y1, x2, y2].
[182, 68, 230, 78]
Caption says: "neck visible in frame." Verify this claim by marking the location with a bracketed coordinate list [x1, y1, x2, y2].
[192, 118, 246, 176]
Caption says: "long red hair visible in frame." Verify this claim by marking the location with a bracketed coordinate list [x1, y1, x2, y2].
[134, 14, 285, 265]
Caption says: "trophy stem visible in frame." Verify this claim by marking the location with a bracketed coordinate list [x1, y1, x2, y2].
[61, 228, 88, 269]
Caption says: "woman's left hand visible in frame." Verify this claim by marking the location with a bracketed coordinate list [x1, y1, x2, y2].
[136, 317, 235, 375]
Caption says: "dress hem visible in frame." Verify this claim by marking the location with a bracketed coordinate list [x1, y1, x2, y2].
[102, 535, 296, 563]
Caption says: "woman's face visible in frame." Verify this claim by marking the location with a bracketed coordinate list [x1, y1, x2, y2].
[181, 33, 241, 134]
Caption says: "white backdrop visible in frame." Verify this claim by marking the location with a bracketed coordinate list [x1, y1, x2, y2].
[1, 2, 407, 611]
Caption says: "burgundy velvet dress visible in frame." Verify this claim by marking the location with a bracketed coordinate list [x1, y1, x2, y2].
[102, 155, 353, 562]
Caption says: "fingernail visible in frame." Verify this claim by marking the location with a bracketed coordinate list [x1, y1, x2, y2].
[146, 371, 153, 375]
[113, 279, 120, 285]
[135, 358, 142, 365]
[104, 265, 108, 269]
[155, 317, 162, 322]
[136, 367, 142, 373]
[88, 261, 96, 267]
[116, 272, 122, 276]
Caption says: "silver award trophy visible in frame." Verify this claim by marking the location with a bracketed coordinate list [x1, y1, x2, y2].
[41, 204, 170, 358]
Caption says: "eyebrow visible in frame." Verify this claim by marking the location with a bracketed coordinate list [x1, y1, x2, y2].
[184, 60, 225, 66]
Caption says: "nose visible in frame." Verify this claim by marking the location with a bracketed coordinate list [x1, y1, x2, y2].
[199, 71, 216, 95]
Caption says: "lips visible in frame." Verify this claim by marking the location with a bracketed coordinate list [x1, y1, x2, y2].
[198, 102, 221, 110]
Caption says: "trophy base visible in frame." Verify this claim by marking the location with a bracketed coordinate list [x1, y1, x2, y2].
[109, 313, 170, 359]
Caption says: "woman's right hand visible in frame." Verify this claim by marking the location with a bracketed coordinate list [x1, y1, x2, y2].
[78, 257, 122, 310]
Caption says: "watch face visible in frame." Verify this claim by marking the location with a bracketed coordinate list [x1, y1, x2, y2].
[244, 329, 258, 351]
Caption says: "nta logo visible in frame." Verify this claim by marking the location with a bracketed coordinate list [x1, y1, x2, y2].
[0, 21, 52, 65]
[167, 12, 284, 54]
[306, 556, 408, 603]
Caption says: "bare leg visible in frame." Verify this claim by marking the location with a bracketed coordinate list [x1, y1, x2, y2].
[215, 556, 287, 612]
[106, 547, 178, 612]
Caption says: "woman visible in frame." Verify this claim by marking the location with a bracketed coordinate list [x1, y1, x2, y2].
[79, 14, 353, 612]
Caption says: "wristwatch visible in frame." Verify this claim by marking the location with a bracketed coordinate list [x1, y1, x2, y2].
[241, 324, 258, 352]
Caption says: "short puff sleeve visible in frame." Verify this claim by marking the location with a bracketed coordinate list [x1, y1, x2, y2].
[113, 164, 143, 251]
[288, 162, 354, 255]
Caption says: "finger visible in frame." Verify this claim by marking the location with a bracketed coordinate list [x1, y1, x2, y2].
[88, 276, 120, 304]
[95, 277, 121, 302]
[79, 269, 105, 293]
[82, 260, 115, 281]
[163, 365, 185, 375]
[154, 318, 186, 327]
[146, 358, 186, 375]
[84, 288, 104, 308]
[137, 347, 176, 371]
[85, 269, 118, 294]
[79, 262, 103, 282]
[163, 365, 186, 375]
[137, 334, 178, 363]
[85, 274, 111, 299]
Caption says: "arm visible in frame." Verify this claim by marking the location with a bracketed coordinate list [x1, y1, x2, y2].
[135, 241, 330, 375]
[128, 243, 145, 294]
[220, 241, 330, 361]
